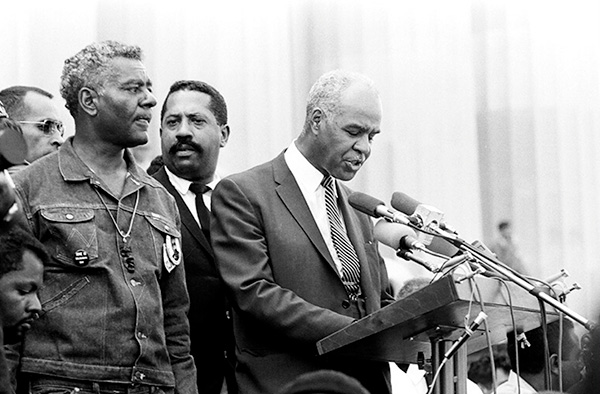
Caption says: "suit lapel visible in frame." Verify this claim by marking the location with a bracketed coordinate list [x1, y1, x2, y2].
[338, 185, 374, 291]
[271, 154, 337, 272]
[153, 167, 213, 256]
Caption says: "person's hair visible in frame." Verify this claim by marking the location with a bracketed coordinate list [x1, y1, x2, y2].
[303, 70, 375, 133]
[160, 80, 228, 126]
[0, 86, 53, 120]
[60, 40, 143, 117]
[579, 321, 600, 385]
[498, 220, 511, 231]
[0, 228, 49, 276]
[146, 154, 164, 175]
[395, 277, 430, 299]
[507, 319, 577, 375]
[468, 345, 512, 389]
[278, 369, 370, 394]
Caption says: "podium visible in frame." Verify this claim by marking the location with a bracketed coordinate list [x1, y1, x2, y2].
[317, 275, 557, 394]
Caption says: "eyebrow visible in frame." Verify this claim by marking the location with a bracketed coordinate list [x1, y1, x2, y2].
[121, 78, 153, 88]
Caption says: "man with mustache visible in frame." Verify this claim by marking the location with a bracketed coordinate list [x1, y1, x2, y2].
[211, 70, 394, 394]
[153, 80, 235, 394]
[12, 41, 197, 394]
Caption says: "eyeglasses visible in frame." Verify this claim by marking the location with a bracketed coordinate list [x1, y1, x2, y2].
[19, 119, 64, 137]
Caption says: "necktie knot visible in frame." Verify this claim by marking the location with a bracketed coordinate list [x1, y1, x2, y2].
[321, 175, 334, 191]
[189, 182, 210, 195]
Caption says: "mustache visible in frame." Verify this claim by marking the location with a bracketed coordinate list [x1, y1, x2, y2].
[169, 140, 203, 155]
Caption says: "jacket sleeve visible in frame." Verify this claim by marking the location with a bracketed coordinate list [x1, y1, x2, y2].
[160, 203, 198, 394]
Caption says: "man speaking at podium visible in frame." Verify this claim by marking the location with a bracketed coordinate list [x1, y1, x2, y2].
[211, 70, 395, 394]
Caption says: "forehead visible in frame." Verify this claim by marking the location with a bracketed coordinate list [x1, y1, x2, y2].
[336, 82, 382, 123]
[164, 90, 213, 115]
[21, 92, 59, 120]
[105, 57, 150, 83]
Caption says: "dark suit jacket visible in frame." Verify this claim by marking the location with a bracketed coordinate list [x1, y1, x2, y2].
[153, 167, 235, 394]
[211, 152, 394, 394]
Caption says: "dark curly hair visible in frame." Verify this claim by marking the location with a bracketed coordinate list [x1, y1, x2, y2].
[0, 228, 49, 276]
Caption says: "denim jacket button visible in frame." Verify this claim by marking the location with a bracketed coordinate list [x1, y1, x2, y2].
[65, 213, 74, 220]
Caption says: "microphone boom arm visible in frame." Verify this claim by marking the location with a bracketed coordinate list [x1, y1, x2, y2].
[432, 225, 595, 331]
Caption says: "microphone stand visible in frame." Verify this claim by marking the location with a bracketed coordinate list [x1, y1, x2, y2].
[429, 225, 595, 331]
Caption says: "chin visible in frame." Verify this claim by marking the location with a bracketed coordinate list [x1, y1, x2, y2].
[127, 136, 149, 148]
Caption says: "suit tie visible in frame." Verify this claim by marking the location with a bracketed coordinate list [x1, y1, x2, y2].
[321, 175, 361, 300]
[189, 182, 211, 240]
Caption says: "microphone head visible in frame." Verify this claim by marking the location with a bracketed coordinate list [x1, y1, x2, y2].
[348, 192, 386, 218]
[373, 219, 418, 250]
[390, 191, 421, 216]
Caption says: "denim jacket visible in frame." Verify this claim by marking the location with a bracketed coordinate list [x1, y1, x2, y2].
[12, 139, 197, 394]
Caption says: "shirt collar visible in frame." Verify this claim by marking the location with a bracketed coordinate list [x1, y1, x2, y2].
[58, 137, 141, 183]
[164, 166, 220, 195]
[285, 140, 334, 196]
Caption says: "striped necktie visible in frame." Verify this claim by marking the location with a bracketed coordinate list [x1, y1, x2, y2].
[321, 175, 361, 300]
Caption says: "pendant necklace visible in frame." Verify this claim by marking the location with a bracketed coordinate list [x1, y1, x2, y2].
[94, 186, 140, 273]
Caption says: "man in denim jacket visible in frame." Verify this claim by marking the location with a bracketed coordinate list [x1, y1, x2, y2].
[12, 41, 198, 394]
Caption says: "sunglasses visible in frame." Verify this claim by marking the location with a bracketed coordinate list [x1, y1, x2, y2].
[19, 119, 65, 137]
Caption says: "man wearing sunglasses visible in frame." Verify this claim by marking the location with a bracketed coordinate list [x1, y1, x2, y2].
[0, 86, 65, 173]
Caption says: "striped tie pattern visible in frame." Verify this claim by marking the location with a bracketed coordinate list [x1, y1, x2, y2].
[321, 175, 362, 299]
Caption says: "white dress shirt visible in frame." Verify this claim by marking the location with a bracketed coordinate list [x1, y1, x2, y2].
[164, 167, 220, 229]
[284, 141, 348, 277]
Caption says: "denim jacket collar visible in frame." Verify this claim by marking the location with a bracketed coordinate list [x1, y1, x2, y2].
[58, 137, 146, 196]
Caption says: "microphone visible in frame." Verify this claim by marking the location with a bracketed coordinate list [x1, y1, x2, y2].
[373, 220, 440, 273]
[373, 220, 423, 250]
[443, 311, 487, 361]
[348, 192, 411, 225]
[391, 192, 457, 235]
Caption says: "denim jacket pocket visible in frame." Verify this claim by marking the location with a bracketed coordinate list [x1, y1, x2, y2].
[40, 207, 99, 266]
[39, 276, 90, 315]
[143, 212, 181, 276]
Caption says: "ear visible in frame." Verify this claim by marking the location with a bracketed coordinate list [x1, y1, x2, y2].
[79, 87, 99, 116]
[309, 108, 323, 135]
[219, 125, 230, 147]
[549, 353, 560, 376]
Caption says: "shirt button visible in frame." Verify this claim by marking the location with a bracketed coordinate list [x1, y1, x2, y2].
[65, 213, 74, 220]
[342, 300, 351, 309]
[137, 332, 147, 339]
[164, 225, 170, 231]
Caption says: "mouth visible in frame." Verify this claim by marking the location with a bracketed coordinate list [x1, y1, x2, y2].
[171, 142, 202, 157]
[17, 317, 36, 334]
[345, 157, 364, 170]
[134, 114, 152, 126]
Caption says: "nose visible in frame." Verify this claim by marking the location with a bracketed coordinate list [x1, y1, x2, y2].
[51, 132, 65, 147]
[27, 294, 42, 316]
[353, 133, 371, 155]
[141, 88, 157, 109]
[175, 119, 194, 139]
